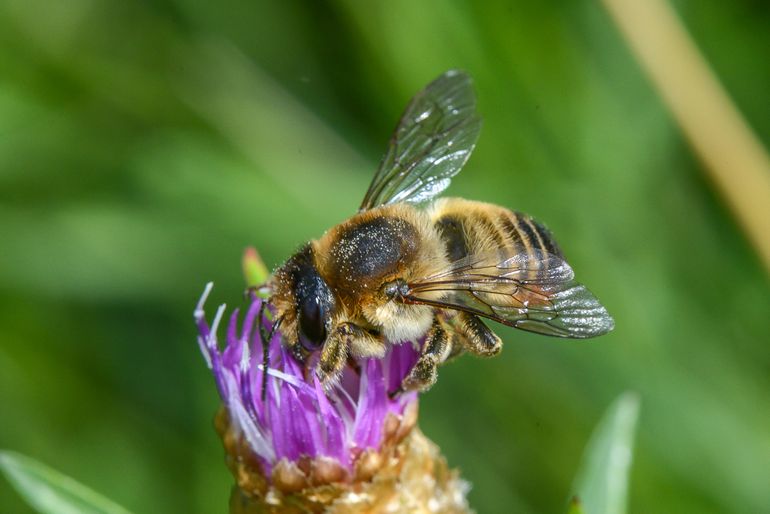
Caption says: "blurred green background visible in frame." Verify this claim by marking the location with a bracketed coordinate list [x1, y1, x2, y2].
[1, 0, 768, 513]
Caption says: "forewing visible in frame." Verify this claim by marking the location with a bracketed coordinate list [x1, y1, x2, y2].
[403, 249, 614, 338]
[359, 70, 481, 211]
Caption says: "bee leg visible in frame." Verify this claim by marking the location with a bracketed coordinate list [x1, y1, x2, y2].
[316, 325, 349, 388]
[455, 312, 502, 357]
[444, 332, 466, 362]
[437, 312, 465, 362]
[400, 317, 451, 393]
[316, 322, 382, 387]
[346, 324, 386, 359]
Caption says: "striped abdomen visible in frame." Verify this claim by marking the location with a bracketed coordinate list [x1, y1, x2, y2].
[429, 198, 563, 264]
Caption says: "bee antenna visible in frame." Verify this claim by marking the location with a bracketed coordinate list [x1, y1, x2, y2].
[258, 301, 283, 402]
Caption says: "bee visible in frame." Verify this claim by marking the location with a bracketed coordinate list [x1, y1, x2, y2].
[266, 70, 614, 394]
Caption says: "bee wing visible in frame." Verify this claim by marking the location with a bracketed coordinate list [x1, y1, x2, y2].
[359, 70, 481, 211]
[402, 249, 614, 338]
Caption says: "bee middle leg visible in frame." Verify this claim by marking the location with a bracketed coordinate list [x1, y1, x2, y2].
[400, 317, 452, 393]
[454, 311, 502, 357]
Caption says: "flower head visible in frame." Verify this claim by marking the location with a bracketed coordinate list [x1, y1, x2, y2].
[194, 282, 420, 492]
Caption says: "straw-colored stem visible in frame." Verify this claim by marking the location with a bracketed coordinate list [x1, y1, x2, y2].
[602, 0, 770, 273]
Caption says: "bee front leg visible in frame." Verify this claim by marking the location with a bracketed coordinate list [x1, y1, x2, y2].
[347, 324, 386, 359]
[316, 327, 348, 388]
[454, 312, 502, 356]
[400, 317, 452, 393]
[316, 322, 383, 387]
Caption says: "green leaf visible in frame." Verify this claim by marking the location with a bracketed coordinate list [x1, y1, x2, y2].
[0, 450, 132, 514]
[570, 392, 641, 514]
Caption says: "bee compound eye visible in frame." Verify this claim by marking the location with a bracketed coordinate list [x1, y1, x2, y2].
[299, 297, 326, 349]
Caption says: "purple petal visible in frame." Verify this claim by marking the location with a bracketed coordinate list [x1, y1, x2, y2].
[221, 309, 242, 369]
[240, 297, 262, 343]
[313, 377, 347, 464]
[352, 358, 387, 450]
[267, 382, 286, 461]
[284, 383, 315, 458]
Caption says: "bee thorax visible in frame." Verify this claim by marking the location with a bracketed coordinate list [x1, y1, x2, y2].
[323, 215, 418, 296]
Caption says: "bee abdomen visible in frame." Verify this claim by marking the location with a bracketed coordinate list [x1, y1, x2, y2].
[434, 215, 469, 262]
[431, 199, 562, 263]
[500, 211, 562, 258]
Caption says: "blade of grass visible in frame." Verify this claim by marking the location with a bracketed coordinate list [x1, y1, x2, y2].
[602, 0, 770, 274]
[0, 450, 132, 514]
[570, 392, 641, 514]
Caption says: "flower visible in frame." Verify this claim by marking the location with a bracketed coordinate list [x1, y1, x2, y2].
[195, 280, 471, 513]
[194, 283, 419, 484]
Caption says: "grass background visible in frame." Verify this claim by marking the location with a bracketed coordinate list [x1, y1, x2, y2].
[1, 0, 768, 513]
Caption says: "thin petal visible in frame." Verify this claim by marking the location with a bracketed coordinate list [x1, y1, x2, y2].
[225, 374, 275, 462]
[313, 377, 348, 464]
[353, 359, 387, 449]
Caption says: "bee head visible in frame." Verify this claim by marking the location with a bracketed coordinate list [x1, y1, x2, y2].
[273, 244, 336, 352]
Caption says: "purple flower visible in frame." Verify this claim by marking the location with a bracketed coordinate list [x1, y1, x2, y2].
[194, 282, 419, 490]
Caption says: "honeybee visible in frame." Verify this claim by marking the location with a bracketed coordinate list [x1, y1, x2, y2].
[266, 70, 613, 393]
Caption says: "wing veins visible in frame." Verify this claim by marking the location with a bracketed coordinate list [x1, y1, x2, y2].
[381, 115, 474, 197]
[359, 70, 481, 210]
[400, 248, 614, 338]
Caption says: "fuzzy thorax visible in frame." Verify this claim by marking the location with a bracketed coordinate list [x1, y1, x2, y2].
[313, 203, 449, 320]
